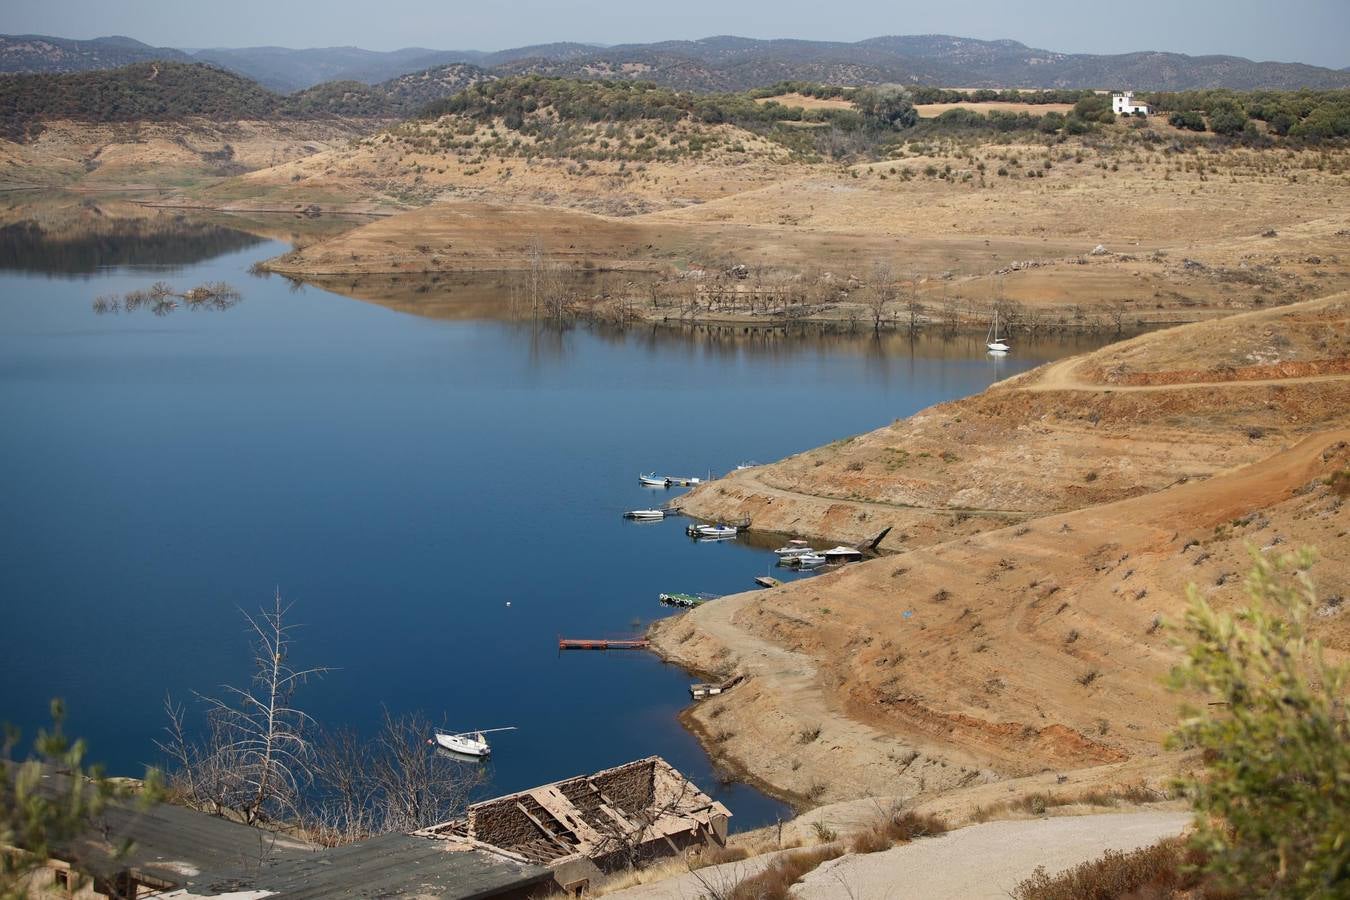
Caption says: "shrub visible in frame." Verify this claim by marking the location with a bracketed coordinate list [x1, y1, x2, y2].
[726, 845, 844, 900]
[1011, 837, 1206, 900]
[1168, 548, 1349, 897]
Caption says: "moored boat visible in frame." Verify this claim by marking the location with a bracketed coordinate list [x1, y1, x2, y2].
[624, 508, 668, 520]
[987, 308, 1011, 353]
[430, 726, 517, 758]
[639, 473, 671, 487]
[688, 523, 738, 539]
[659, 591, 721, 608]
[786, 553, 828, 568]
[823, 546, 864, 562]
[774, 539, 815, 557]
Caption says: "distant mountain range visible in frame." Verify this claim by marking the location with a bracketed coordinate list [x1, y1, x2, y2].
[2, 32, 1347, 93]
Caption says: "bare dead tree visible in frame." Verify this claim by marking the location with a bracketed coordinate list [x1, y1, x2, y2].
[526, 235, 546, 320]
[866, 261, 898, 333]
[308, 710, 484, 846]
[904, 272, 925, 334]
[160, 592, 327, 826]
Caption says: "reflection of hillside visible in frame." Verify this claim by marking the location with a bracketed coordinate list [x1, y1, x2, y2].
[302, 271, 629, 321]
[0, 195, 372, 276]
[311, 270, 1132, 362]
[0, 195, 267, 274]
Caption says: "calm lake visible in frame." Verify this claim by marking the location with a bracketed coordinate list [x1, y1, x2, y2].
[0, 204, 1119, 829]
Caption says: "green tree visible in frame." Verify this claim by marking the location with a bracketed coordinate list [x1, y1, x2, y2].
[1168, 548, 1349, 896]
[1072, 93, 1114, 124]
[853, 87, 917, 130]
[1168, 110, 1207, 132]
[1, 702, 158, 899]
[1207, 99, 1249, 136]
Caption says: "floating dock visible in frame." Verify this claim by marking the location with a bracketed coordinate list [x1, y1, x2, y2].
[558, 638, 650, 651]
[754, 576, 781, 589]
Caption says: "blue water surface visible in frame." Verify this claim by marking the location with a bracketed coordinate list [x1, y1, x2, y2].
[0, 211, 1112, 828]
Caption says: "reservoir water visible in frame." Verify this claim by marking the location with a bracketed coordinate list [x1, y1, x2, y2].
[0, 204, 1119, 829]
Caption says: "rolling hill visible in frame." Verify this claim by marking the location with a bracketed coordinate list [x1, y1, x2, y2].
[0, 34, 189, 73]
[0, 60, 496, 139]
[3, 33, 1348, 92]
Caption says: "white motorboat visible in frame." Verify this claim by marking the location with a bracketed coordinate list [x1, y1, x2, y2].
[624, 509, 668, 520]
[986, 309, 1011, 353]
[774, 540, 815, 557]
[431, 726, 516, 758]
[788, 553, 828, 568]
[689, 524, 739, 539]
[639, 473, 671, 488]
[823, 546, 863, 562]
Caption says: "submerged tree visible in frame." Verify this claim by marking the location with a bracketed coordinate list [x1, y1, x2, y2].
[1168, 548, 1349, 896]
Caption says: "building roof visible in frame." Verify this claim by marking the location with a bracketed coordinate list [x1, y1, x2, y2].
[29, 770, 549, 899]
[32, 770, 311, 887]
[419, 757, 731, 867]
[184, 833, 553, 900]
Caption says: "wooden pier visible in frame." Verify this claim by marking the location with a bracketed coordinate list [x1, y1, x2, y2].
[558, 637, 650, 651]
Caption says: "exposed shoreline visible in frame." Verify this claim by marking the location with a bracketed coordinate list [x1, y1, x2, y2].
[641, 296, 1350, 812]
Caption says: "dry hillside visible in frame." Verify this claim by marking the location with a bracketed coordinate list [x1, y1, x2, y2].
[258, 132, 1350, 330]
[651, 294, 1350, 807]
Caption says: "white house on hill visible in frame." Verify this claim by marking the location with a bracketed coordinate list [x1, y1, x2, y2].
[1113, 91, 1151, 115]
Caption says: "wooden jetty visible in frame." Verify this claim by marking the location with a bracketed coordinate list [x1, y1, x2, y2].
[754, 576, 781, 589]
[558, 637, 650, 651]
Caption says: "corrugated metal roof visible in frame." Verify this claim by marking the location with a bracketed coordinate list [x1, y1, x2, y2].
[195, 833, 552, 899]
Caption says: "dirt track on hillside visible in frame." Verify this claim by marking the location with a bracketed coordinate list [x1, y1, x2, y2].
[652, 296, 1350, 808]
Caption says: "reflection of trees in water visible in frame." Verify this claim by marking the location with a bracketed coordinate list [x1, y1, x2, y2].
[93, 281, 241, 316]
[0, 218, 265, 275]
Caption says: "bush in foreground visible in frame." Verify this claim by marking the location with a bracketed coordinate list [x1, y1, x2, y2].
[1011, 837, 1211, 900]
[1168, 549, 1349, 896]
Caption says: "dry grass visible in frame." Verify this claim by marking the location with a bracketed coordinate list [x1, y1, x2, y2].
[1010, 836, 1221, 900]
[970, 783, 1166, 823]
[592, 843, 756, 895]
[848, 809, 949, 854]
[915, 101, 1076, 117]
[724, 845, 845, 900]
[754, 93, 857, 111]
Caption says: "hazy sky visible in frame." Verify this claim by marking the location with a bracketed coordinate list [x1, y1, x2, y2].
[5, 0, 1348, 68]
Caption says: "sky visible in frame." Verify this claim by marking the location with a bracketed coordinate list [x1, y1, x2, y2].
[4, 0, 1348, 69]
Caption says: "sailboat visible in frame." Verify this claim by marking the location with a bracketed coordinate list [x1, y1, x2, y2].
[986, 308, 1011, 353]
[431, 726, 517, 758]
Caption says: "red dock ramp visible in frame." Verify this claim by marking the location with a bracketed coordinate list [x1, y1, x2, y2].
[558, 637, 650, 650]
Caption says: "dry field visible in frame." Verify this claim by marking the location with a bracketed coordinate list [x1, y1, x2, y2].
[256, 131, 1350, 331]
[755, 93, 858, 111]
[915, 101, 1076, 117]
[652, 294, 1350, 808]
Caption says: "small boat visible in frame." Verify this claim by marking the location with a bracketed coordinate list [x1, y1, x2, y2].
[639, 473, 671, 488]
[787, 553, 828, 568]
[774, 540, 815, 557]
[688, 524, 738, 540]
[736, 462, 760, 470]
[667, 476, 702, 487]
[430, 726, 517, 758]
[987, 308, 1011, 353]
[823, 546, 864, 562]
[624, 509, 668, 520]
[660, 592, 721, 608]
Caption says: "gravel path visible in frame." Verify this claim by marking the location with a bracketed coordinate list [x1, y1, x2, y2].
[794, 811, 1191, 899]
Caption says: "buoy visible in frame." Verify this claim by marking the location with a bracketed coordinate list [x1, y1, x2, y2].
[505, 601, 512, 607]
